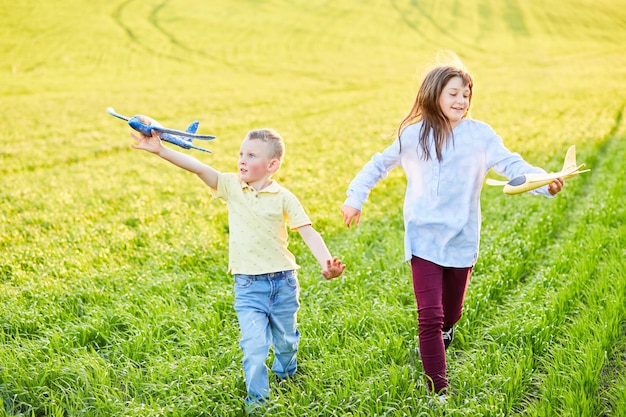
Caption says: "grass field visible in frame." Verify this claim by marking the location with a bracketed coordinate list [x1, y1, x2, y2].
[1, 0, 626, 416]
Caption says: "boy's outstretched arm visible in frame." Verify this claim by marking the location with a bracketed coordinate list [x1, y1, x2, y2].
[131, 131, 219, 189]
[297, 225, 345, 280]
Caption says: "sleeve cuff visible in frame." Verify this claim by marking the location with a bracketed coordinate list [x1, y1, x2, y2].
[343, 195, 363, 211]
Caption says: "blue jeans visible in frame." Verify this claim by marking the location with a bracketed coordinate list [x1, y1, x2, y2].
[234, 270, 300, 405]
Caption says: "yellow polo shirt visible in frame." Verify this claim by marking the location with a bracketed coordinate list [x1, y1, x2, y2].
[212, 172, 312, 275]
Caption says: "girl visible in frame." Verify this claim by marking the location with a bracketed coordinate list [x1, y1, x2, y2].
[340, 60, 564, 399]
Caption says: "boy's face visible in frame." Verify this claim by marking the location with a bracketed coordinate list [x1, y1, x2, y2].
[238, 139, 277, 184]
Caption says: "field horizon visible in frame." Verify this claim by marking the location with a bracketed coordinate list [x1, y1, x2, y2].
[2, 0, 626, 416]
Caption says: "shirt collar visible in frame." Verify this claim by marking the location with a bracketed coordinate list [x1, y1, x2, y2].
[240, 179, 281, 193]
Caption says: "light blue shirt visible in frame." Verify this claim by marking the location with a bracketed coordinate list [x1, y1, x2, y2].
[344, 119, 552, 268]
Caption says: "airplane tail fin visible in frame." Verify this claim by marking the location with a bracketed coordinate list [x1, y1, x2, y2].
[561, 145, 591, 179]
[562, 145, 578, 172]
[186, 121, 200, 134]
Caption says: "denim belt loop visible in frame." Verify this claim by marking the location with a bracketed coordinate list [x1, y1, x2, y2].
[266, 270, 290, 280]
[268, 271, 284, 280]
[237, 270, 294, 281]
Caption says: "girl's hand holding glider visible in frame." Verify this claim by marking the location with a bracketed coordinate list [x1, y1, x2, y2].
[547, 178, 564, 195]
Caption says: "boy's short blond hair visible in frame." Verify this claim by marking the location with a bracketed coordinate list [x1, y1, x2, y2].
[245, 128, 285, 162]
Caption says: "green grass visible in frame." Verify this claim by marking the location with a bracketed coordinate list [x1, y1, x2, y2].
[1, 0, 626, 415]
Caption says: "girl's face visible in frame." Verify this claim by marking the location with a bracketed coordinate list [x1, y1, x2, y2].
[439, 76, 471, 128]
[238, 139, 276, 185]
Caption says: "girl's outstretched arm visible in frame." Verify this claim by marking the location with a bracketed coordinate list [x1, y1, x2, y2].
[297, 225, 345, 279]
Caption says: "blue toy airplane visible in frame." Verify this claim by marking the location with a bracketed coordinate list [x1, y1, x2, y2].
[107, 107, 216, 153]
[486, 145, 590, 194]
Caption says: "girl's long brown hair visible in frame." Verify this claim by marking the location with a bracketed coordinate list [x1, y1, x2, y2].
[397, 65, 473, 161]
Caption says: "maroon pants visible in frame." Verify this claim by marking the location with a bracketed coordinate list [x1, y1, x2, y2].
[411, 256, 472, 393]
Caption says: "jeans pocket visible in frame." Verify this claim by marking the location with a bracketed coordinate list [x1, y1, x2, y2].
[234, 275, 254, 289]
[286, 276, 298, 289]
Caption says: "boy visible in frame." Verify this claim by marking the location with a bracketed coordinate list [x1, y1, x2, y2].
[131, 123, 345, 408]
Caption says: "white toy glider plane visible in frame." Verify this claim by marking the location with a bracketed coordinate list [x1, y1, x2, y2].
[108, 107, 216, 153]
[486, 145, 590, 194]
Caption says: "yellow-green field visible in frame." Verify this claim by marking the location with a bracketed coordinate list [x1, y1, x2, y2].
[1, 0, 625, 416]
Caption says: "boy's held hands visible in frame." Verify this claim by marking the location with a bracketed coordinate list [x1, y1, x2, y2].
[341, 204, 361, 227]
[322, 257, 346, 280]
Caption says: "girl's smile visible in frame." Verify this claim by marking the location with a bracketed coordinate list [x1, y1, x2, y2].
[439, 76, 471, 128]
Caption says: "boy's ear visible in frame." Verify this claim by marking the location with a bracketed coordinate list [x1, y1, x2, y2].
[268, 158, 280, 173]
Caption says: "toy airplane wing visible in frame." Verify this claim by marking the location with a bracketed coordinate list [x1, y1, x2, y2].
[150, 125, 215, 140]
[486, 145, 590, 195]
[108, 107, 216, 153]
